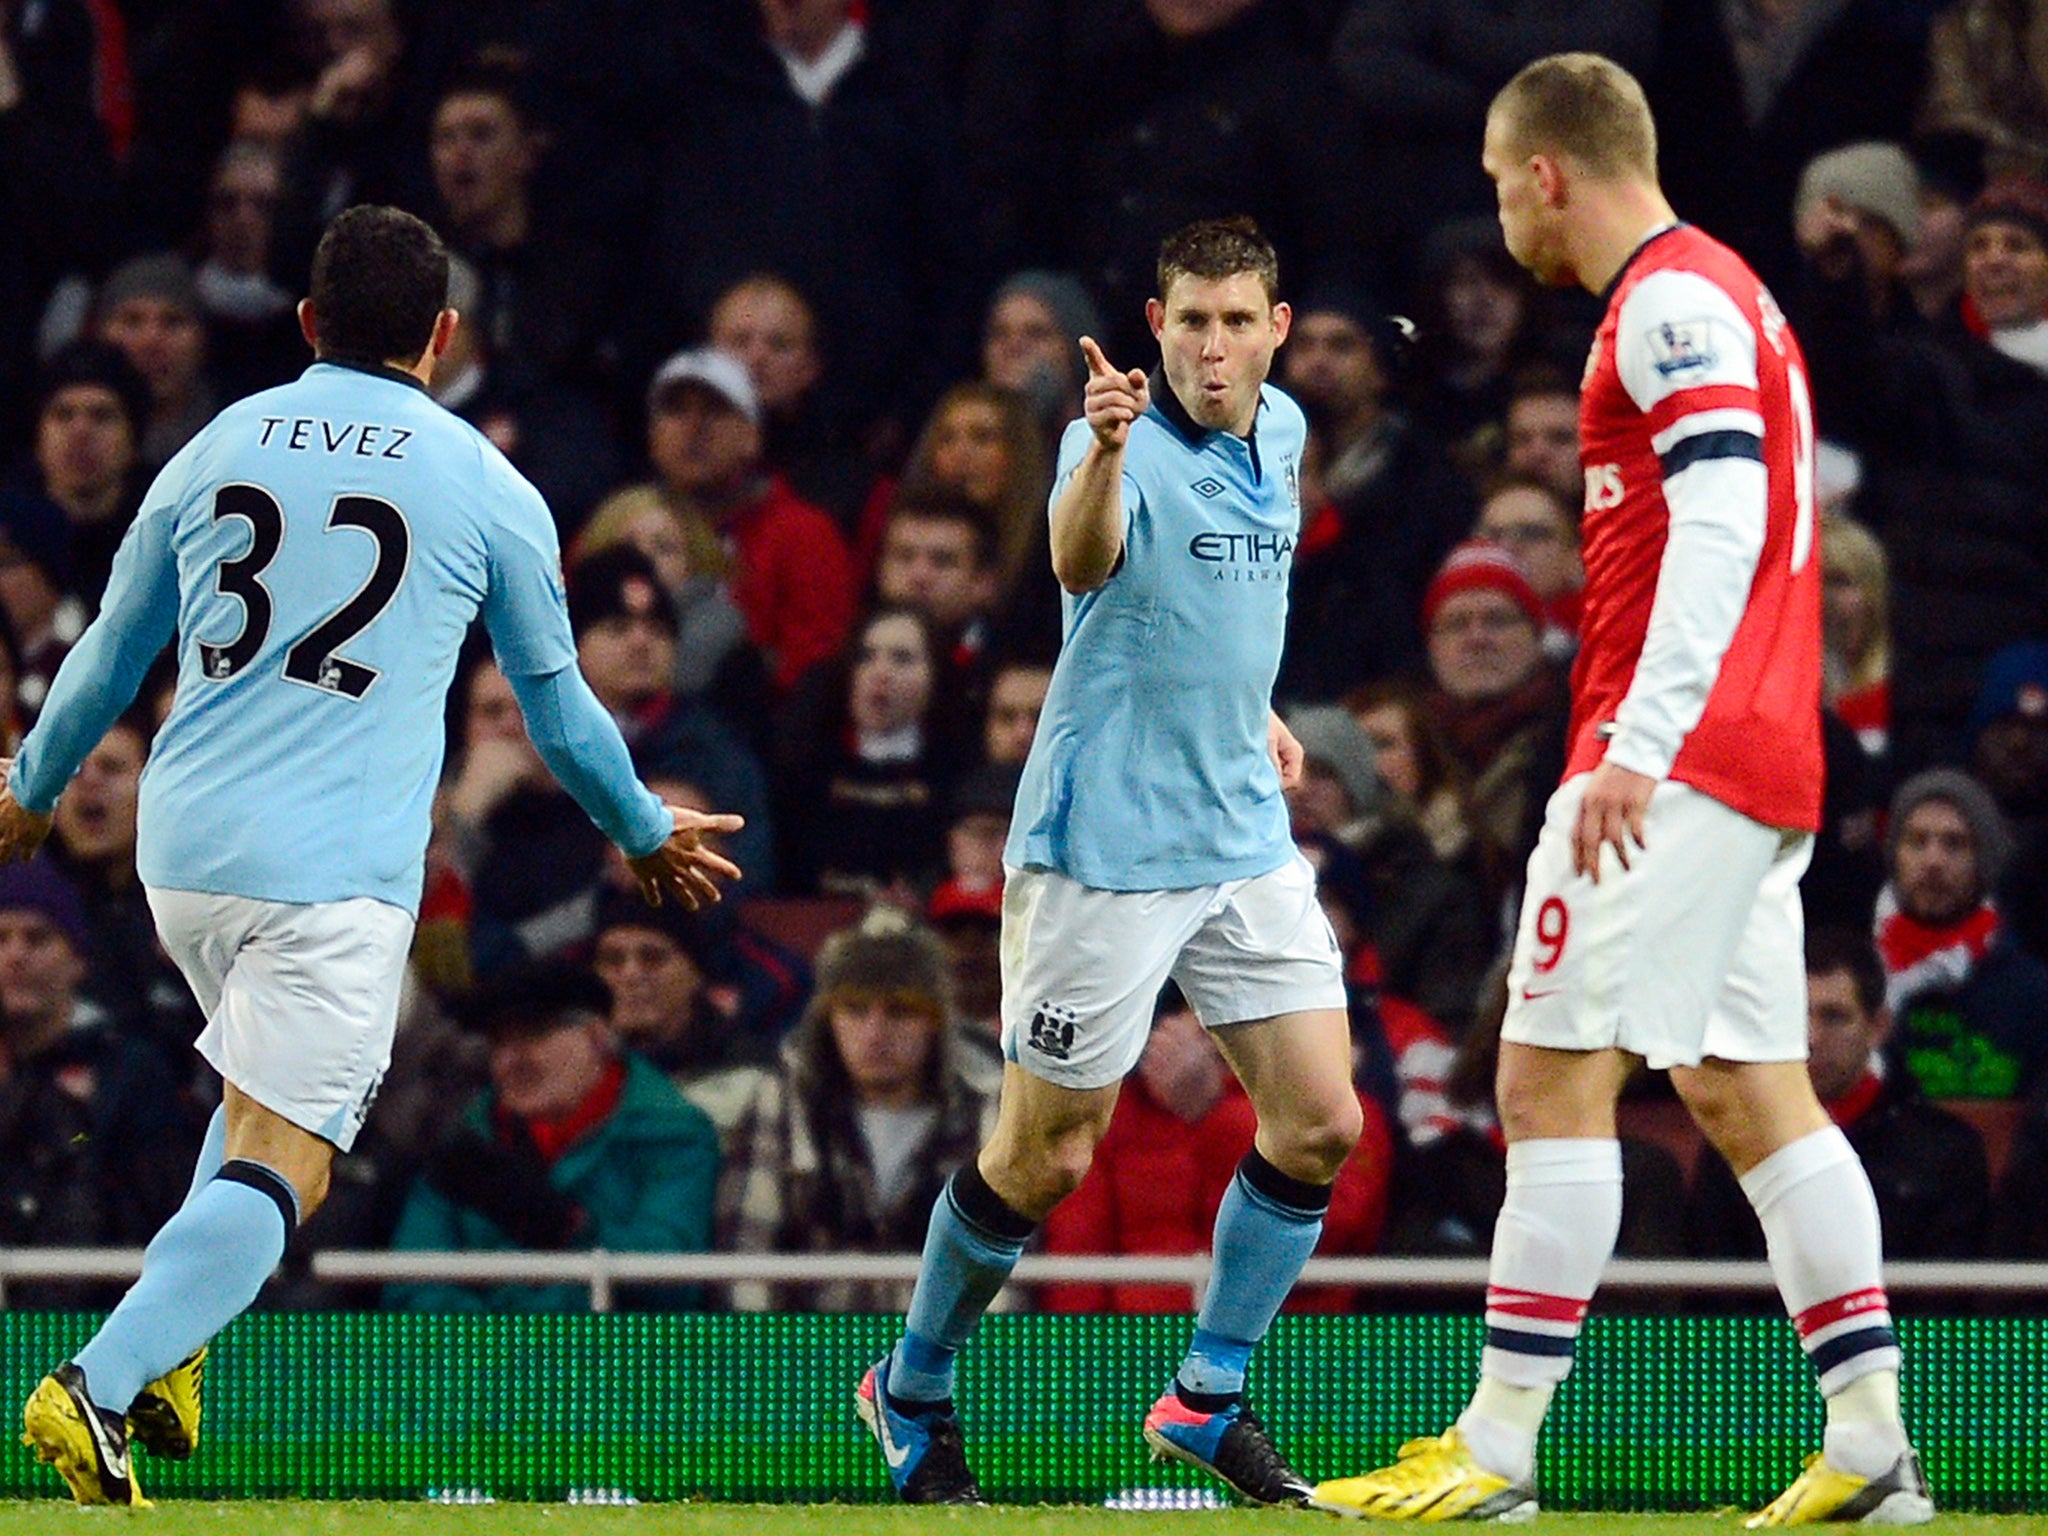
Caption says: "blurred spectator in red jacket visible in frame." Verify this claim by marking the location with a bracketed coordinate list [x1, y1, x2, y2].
[1040, 987, 1392, 1314]
[639, 347, 855, 695]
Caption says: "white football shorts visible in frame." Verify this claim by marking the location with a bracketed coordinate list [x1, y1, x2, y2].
[1501, 773, 1812, 1070]
[148, 886, 415, 1151]
[998, 849, 1348, 1091]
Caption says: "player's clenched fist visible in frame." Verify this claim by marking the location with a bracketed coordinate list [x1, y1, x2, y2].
[1079, 335, 1150, 449]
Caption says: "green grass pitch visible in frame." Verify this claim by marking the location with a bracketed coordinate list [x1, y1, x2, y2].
[0, 1508, 2045, 1536]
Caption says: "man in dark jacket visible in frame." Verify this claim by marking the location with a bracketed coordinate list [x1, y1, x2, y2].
[1279, 287, 1475, 699]
[0, 1031, 110, 1309]
[640, 0, 978, 449]
[1796, 180, 2048, 774]
[1876, 770, 2048, 1099]
[1690, 928, 1990, 1259]
[0, 856, 198, 1251]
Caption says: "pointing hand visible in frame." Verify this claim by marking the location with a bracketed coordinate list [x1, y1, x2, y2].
[1078, 336, 1150, 450]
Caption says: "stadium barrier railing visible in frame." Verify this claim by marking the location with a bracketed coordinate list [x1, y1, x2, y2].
[4, 1249, 2048, 1311]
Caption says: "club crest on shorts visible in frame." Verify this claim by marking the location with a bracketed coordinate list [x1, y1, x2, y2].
[1027, 1002, 1079, 1061]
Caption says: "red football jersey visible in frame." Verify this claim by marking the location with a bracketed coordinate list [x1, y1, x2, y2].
[1571, 224, 1824, 831]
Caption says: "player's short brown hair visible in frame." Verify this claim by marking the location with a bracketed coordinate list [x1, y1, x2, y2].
[1156, 216, 1280, 305]
[309, 205, 449, 366]
[1490, 52, 1657, 182]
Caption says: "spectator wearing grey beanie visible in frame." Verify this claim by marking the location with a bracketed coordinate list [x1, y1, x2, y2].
[92, 252, 220, 477]
[982, 269, 1103, 435]
[1876, 767, 2048, 1098]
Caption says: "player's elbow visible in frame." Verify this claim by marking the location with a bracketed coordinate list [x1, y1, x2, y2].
[1051, 542, 1116, 594]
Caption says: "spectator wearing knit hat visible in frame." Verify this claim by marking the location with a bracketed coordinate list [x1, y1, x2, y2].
[1418, 539, 1567, 924]
[1788, 143, 1930, 445]
[589, 885, 776, 1148]
[1475, 475, 1584, 663]
[5, 340, 146, 620]
[92, 253, 219, 478]
[714, 906, 1000, 1314]
[0, 856, 201, 1250]
[1286, 705, 1492, 1037]
[1876, 768, 2048, 1098]
[1284, 705, 1383, 852]
[1961, 177, 2048, 370]
[981, 270, 1103, 451]
[1795, 142, 1921, 318]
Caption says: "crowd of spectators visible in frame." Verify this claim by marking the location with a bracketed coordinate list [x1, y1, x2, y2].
[4, 0, 2048, 1312]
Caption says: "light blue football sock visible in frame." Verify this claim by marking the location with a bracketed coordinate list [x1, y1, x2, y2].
[1177, 1153, 1330, 1398]
[890, 1167, 1035, 1403]
[73, 1160, 297, 1413]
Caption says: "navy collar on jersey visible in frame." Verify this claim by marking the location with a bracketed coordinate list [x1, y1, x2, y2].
[311, 356, 429, 393]
[1148, 369, 1267, 480]
[1597, 221, 1687, 307]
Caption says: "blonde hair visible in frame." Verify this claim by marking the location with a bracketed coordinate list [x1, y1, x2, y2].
[1490, 52, 1658, 181]
[898, 382, 1049, 594]
[1821, 511, 1890, 692]
[573, 483, 727, 583]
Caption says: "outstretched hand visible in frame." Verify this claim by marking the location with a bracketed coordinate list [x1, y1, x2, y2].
[1079, 336, 1150, 449]
[627, 804, 746, 910]
[0, 762, 52, 866]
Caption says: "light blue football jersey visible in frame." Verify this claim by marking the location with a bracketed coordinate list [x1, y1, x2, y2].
[1005, 380, 1305, 891]
[13, 361, 640, 914]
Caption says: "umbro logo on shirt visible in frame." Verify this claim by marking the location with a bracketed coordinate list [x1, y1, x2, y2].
[1191, 477, 1226, 499]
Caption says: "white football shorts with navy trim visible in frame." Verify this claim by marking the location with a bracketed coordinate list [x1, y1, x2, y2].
[148, 886, 414, 1151]
[998, 848, 1347, 1091]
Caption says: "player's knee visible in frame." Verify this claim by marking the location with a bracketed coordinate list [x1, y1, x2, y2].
[1495, 1078, 1595, 1143]
[1268, 1095, 1363, 1185]
[1036, 1132, 1100, 1207]
[1493, 1074, 1548, 1143]
[983, 1126, 1098, 1217]
[1670, 1070, 1740, 1143]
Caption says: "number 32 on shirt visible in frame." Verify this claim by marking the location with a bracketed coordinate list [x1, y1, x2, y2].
[199, 483, 411, 700]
